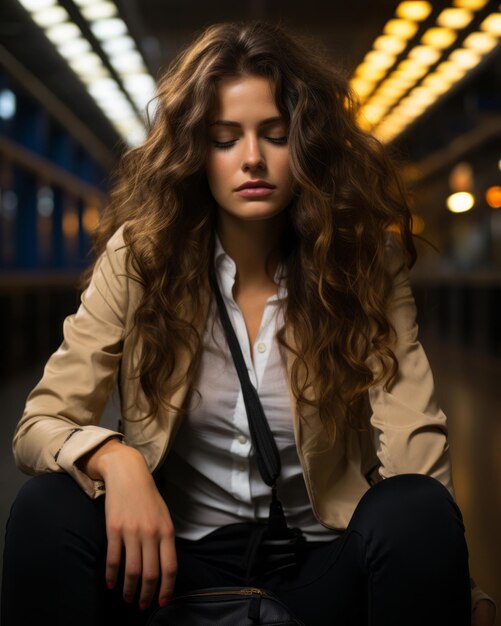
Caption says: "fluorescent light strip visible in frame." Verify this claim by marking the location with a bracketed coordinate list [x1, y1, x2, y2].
[17, 0, 152, 146]
[351, 0, 500, 142]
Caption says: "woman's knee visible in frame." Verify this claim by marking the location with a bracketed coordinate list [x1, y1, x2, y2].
[6, 472, 105, 542]
[349, 473, 464, 538]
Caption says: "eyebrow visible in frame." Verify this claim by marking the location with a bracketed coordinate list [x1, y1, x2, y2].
[208, 116, 285, 128]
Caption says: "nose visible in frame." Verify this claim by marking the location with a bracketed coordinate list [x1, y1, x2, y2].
[242, 134, 265, 171]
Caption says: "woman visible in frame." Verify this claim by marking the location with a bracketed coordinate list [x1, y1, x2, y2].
[1, 20, 496, 626]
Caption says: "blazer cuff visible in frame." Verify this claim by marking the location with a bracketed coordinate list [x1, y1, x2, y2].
[471, 577, 497, 615]
[55, 425, 125, 498]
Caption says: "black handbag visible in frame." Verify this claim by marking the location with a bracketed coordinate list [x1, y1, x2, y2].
[146, 275, 305, 625]
[145, 586, 304, 625]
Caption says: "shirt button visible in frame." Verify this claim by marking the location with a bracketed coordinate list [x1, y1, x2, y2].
[257, 342, 266, 353]
[237, 435, 247, 445]
[237, 463, 246, 472]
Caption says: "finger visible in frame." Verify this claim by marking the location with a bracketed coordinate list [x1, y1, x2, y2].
[158, 536, 177, 606]
[139, 538, 160, 610]
[105, 532, 123, 589]
[123, 538, 142, 603]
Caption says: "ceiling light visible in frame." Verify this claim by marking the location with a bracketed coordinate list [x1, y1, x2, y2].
[408, 45, 441, 65]
[422, 74, 453, 93]
[408, 86, 436, 105]
[463, 32, 498, 53]
[364, 50, 397, 69]
[73, 0, 101, 5]
[384, 19, 419, 39]
[123, 74, 156, 95]
[355, 63, 387, 81]
[109, 50, 144, 74]
[397, 58, 429, 78]
[373, 36, 407, 55]
[81, 2, 117, 20]
[436, 61, 467, 80]
[449, 48, 480, 69]
[396, 1, 432, 21]
[453, 0, 488, 9]
[32, 6, 69, 27]
[57, 38, 91, 59]
[90, 18, 128, 40]
[350, 78, 376, 98]
[437, 8, 474, 29]
[479, 13, 501, 37]
[421, 27, 457, 49]
[46, 22, 81, 44]
[88, 78, 120, 98]
[102, 35, 136, 55]
[447, 191, 474, 213]
[18, 0, 55, 9]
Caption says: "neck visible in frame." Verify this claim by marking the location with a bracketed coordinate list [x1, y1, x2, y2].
[216, 210, 287, 292]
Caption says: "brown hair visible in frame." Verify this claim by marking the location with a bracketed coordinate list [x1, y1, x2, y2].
[82, 20, 416, 436]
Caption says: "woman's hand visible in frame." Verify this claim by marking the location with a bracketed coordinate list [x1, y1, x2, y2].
[77, 439, 177, 609]
[472, 599, 496, 626]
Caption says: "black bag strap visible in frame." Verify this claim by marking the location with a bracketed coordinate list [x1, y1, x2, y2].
[211, 274, 281, 487]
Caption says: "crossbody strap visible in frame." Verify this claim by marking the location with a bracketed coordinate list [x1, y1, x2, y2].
[211, 273, 281, 487]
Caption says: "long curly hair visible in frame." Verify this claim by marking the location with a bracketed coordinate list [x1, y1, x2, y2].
[81, 19, 416, 437]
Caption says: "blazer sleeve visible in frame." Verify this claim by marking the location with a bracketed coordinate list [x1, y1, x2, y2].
[368, 235, 497, 615]
[12, 225, 129, 499]
[367, 235, 455, 497]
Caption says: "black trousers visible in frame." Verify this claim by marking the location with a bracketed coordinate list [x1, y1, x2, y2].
[1, 472, 471, 625]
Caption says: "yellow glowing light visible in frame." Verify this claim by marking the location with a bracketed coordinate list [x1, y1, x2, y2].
[350, 78, 375, 98]
[408, 45, 441, 65]
[437, 8, 474, 30]
[447, 191, 474, 213]
[376, 81, 409, 99]
[364, 50, 397, 70]
[449, 48, 480, 70]
[486, 186, 501, 209]
[463, 32, 498, 53]
[374, 35, 408, 55]
[453, 0, 488, 9]
[479, 13, 501, 37]
[355, 63, 388, 80]
[422, 74, 453, 94]
[82, 205, 101, 232]
[409, 86, 436, 105]
[396, 1, 432, 21]
[421, 27, 457, 49]
[436, 61, 467, 80]
[62, 211, 79, 238]
[396, 59, 429, 78]
[384, 19, 419, 39]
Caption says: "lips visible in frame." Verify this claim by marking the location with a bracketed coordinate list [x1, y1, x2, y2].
[234, 180, 276, 191]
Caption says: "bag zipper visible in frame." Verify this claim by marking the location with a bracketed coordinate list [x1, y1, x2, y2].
[173, 588, 266, 600]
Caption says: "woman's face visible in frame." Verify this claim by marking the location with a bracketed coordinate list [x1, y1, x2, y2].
[206, 74, 295, 222]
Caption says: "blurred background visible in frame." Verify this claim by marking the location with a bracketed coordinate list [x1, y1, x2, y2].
[0, 0, 500, 617]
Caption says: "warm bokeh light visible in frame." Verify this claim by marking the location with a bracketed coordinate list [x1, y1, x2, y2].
[62, 210, 79, 238]
[82, 205, 101, 233]
[408, 45, 441, 65]
[447, 191, 474, 213]
[479, 13, 501, 37]
[449, 162, 474, 192]
[437, 8, 474, 30]
[396, 1, 432, 21]
[449, 48, 480, 70]
[486, 186, 501, 209]
[453, 0, 488, 8]
[364, 50, 397, 69]
[421, 27, 458, 49]
[373, 35, 408, 55]
[384, 19, 419, 39]
[463, 31, 498, 53]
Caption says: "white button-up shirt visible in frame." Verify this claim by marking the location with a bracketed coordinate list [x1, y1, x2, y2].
[157, 232, 340, 542]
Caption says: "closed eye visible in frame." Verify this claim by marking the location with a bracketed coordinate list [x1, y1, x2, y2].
[212, 136, 288, 150]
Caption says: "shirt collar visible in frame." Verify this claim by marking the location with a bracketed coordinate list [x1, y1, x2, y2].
[214, 231, 287, 300]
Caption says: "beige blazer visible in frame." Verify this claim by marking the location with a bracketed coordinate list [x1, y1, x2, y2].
[12, 223, 495, 611]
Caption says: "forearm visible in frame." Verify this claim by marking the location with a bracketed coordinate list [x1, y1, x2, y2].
[76, 438, 145, 481]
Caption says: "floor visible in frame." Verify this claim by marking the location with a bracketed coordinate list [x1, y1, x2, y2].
[0, 331, 499, 620]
